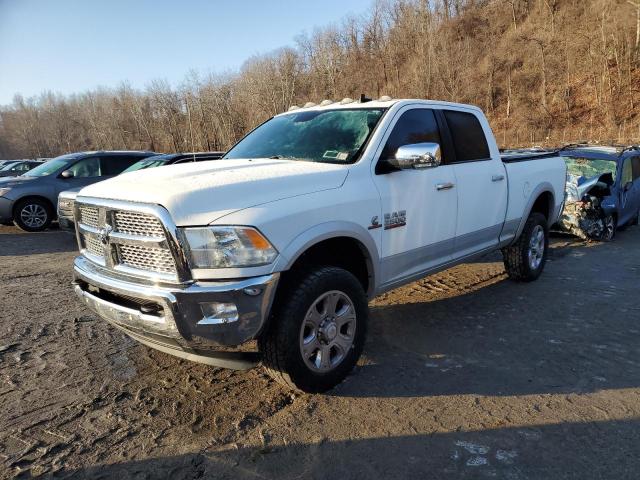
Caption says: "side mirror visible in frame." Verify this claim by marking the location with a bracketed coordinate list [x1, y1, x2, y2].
[389, 142, 442, 170]
[60, 170, 74, 179]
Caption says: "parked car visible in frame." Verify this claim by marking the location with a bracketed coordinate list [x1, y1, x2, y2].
[57, 151, 224, 231]
[556, 145, 640, 240]
[0, 160, 43, 178]
[71, 98, 566, 392]
[0, 150, 155, 231]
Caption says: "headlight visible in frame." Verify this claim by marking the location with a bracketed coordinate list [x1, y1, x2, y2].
[58, 199, 74, 209]
[182, 226, 278, 269]
[0, 188, 11, 197]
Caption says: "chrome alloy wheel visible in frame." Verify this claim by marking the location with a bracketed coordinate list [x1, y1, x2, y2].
[299, 290, 357, 373]
[20, 204, 48, 228]
[527, 224, 545, 270]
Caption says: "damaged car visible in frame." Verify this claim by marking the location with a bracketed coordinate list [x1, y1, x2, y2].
[557, 145, 640, 241]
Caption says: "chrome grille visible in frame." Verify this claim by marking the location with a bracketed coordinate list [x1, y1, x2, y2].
[114, 211, 164, 237]
[118, 245, 176, 274]
[79, 206, 99, 228]
[76, 201, 179, 280]
[83, 234, 103, 257]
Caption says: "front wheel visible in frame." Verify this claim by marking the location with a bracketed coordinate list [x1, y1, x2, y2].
[599, 214, 616, 241]
[502, 212, 549, 282]
[13, 198, 53, 232]
[259, 266, 368, 393]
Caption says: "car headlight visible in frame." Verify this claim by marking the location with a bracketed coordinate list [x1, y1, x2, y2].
[0, 188, 11, 197]
[182, 226, 278, 269]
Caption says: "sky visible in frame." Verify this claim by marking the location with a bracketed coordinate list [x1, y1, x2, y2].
[0, 0, 373, 105]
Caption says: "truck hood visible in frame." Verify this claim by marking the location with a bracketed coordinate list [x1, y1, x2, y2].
[78, 158, 349, 226]
[565, 172, 614, 203]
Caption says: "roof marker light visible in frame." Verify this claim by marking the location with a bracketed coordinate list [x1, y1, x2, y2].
[340, 97, 354, 105]
[378, 95, 392, 101]
[288, 105, 300, 111]
[320, 99, 333, 106]
[303, 102, 317, 108]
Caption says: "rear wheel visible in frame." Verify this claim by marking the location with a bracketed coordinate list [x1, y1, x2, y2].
[13, 198, 53, 232]
[502, 212, 549, 282]
[259, 266, 368, 393]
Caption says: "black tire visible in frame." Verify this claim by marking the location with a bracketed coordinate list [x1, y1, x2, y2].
[13, 198, 53, 232]
[502, 212, 549, 282]
[259, 266, 368, 393]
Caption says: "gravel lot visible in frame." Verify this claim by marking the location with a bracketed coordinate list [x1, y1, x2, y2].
[1, 224, 639, 479]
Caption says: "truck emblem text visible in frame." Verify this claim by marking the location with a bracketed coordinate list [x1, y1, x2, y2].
[384, 210, 406, 230]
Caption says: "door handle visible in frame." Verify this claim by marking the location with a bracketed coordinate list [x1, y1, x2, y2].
[492, 174, 505, 182]
[436, 182, 455, 191]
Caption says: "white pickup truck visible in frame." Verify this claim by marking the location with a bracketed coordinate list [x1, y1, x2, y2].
[72, 98, 566, 392]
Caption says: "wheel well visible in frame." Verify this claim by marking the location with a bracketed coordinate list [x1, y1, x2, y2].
[286, 237, 372, 294]
[530, 191, 554, 221]
[13, 196, 56, 218]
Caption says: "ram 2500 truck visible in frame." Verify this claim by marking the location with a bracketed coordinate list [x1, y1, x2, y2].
[71, 98, 566, 392]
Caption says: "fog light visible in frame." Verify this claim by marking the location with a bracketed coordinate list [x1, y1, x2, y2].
[198, 302, 239, 325]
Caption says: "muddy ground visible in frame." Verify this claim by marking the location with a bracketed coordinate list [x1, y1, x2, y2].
[1, 224, 639, 479]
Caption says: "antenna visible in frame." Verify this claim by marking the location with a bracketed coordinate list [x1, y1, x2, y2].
[359, 94, 372, 103]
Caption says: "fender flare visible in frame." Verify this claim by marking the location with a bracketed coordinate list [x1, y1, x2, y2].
[514, 182, 557, 240]
[273, 221, 380, 298]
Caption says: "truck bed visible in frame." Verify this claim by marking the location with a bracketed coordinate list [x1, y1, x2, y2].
[501, 150, 560, 163]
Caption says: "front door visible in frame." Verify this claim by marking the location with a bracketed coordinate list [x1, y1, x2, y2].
[371, 106, 458, 287]
[619, 156, 640, 224]
[56, 156, 104, 197]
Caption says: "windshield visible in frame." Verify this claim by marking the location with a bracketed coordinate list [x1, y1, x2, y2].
[224, 108, 386, 164]
[24, 154, 77, 177]
[564, 156, 617, 180]
[123, 157, 171, 173]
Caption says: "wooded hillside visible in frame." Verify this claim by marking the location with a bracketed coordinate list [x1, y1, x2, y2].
[1, 0, 638, 159]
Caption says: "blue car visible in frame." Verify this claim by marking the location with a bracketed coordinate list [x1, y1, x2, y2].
[557, 145, 640, 240]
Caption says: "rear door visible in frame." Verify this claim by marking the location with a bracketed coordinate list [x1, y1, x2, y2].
[371, 106, 458, 286]
[100, 155, 145, 177]
[440, 109, 508, 259]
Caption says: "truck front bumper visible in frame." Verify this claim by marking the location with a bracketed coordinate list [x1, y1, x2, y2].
[72, 256, 279, 369]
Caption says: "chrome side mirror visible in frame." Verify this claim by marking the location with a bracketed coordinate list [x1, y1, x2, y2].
[60, 170, 74, 179]
[389, 142, 441, 170]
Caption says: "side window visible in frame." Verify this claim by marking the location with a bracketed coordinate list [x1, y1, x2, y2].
[380, 109, 441, 161]
[621, 158, 633, 185]
[443, 110, 491, 162]
[101, 156, 143, 175]
[631, 157, 640, 181]
[68, 157, 101, 178]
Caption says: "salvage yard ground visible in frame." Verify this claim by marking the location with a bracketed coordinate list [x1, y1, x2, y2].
[1, 225, 639, 479]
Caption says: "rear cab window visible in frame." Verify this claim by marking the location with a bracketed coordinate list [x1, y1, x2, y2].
[442, 110, 491, 162]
